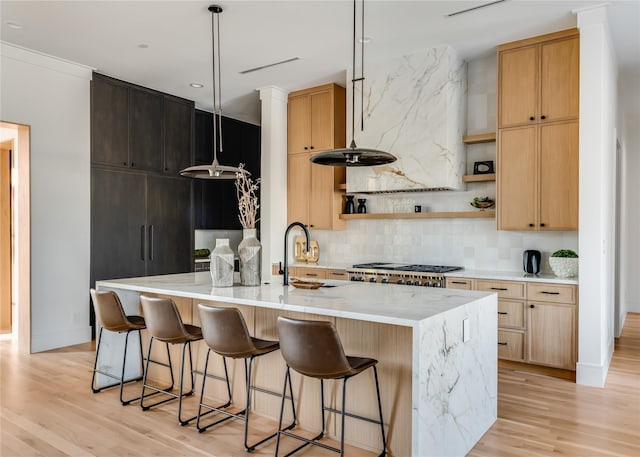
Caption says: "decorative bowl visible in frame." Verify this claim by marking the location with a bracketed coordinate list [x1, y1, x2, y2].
[470, 197, 495, 210]
[291, 280, 324, 290]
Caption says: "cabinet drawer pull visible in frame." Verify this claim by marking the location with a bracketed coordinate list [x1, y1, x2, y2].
[541, 115, 547, 120]
[529, 116, 535, 121]
[541, 291, 560, 295]
[491, 287, 508, 291]
[529, 223, 535, 227]
[497, 312, 508, 315]
[498, 342, 508, 346]
[332, 273, 346, 277]
[540, 223, 546, 227]
[451, 281, 468, 284]
[305, 273, 318, 277]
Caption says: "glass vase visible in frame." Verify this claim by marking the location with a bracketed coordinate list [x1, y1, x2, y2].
[238, 228, 262, 286]
[210, 238, 234, 287]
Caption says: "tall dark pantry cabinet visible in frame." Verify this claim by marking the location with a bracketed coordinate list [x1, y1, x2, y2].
[90, 73, 194, 331]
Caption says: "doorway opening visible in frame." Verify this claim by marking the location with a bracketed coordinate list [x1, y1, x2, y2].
[0, 122, 31, 353]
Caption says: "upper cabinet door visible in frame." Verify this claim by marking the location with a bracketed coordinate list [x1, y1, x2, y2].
[163, 96, 194, 174]
[539, 121, 579, 230]
[288, 95, 311, 154]
[540, 37, 580, 123]
[309, 89, 333, 152]
[287, 153, 311, 225]
[130, 87, 163, 172]
[91, 76, 129, 167]
[498, 45, 538, 128]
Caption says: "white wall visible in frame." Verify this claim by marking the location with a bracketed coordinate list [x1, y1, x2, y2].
[0, 43, 92, 352]
[619, 69, 640, 316]
[576, 7, 617, 387]
[312, 54, 578, 273]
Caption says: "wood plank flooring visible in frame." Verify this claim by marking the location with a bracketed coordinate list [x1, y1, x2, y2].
[2, 313, 639, 456]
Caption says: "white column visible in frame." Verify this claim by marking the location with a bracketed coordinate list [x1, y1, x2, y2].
[258, 86, 289, 280]
[576, 5, 618, 387]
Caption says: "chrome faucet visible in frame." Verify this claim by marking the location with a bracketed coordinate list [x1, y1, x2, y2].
[283, 222, 310, 286]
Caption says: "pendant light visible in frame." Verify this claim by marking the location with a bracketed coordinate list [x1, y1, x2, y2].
[180, 5, 248, 179]
[311, 0, 396, 167]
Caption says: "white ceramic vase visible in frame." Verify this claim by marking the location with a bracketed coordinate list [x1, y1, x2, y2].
[549, 257, 578, 278]
[238, 228, 261, 286]
[210, 238, 234, 287]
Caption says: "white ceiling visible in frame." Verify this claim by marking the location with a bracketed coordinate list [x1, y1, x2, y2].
[1, 0, 639, 125]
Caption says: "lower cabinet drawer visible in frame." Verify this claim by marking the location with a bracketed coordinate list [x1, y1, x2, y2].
[446, 278, 473, 290]
[497, 330, 525, 362]
[327, 269, 348, 280]
[477, 279, 526, 299]
[295, 267, 327, 279]
[528, 282, 576, 304]
[498, 300, 525, 329]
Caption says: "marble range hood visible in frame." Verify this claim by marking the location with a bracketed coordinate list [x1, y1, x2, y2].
[347, 46, 467, 193]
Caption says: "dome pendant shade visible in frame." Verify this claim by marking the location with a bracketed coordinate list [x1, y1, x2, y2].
[179, 5, 247, 179]
[310, 141, 396, 167]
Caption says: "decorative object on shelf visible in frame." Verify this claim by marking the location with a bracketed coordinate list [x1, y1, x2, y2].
[211, 238, 234, 287]
[414, 205, 422, 213]
[180, 5, 248, 179]
[310, 0, 396, 167]
[294, 236, 320, 263]
[357, 198, 367, 213]
[523, 249, 541, 274]
[473, 160, 494, 175]
[549, 249, 578, 278]
[194, 248, 211, 258]
[236, 163, 261, 286]
[470, 196, 495, 210]
[345, 195, 355, 214]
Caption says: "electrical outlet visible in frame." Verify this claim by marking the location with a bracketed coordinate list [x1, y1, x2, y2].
[462, 318, 470, 342]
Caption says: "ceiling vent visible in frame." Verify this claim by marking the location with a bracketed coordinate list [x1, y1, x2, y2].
[446, 0, 506, 18]
[239, 57, 300, 74]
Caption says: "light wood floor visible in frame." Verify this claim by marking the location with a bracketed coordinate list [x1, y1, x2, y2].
[2, 314, 639, 457]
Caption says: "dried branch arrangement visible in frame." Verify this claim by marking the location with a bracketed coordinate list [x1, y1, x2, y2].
[235, 163, 260, 229]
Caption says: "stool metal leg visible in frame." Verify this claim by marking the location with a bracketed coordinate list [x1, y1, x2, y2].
[177, 340, 199, 426]
[196, 350, 234, 432]
[91, 327, 145, 405]
[140, 337, 177, 411]
[373, 366, 387, 457]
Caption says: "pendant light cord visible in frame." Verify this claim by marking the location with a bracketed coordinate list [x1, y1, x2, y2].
[211, 9, 223, 159]
[350, 0, 366, 148]
[361, 0, 365, 132]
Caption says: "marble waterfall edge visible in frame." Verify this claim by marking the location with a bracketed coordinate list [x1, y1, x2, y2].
[414, 293, 497, 456]
[347, 46, 467, 192]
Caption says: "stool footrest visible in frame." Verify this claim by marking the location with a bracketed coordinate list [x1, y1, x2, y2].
[279, 430, 336, 457]
[322, 405, 384, 426]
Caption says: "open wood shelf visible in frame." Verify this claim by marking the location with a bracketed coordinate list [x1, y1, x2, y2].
[462, 173, 496, 183]
[462, 132, 496, 144]
[339, 211, 495, 220]
[337, 183, 347, 190]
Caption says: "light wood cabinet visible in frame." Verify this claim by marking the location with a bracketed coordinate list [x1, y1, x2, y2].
[497, 29, 579, 231]
[448, 276, 577, 371]
[498, 30, 579, 128]
[498, 121, 578, 230]
[287, 84, 346, 230]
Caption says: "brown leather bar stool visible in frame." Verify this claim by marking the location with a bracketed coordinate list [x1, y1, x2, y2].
[275, 316, 387, 457]
[196, 305, 296, 452]
[90, 289, 147, 405]
[139, 295, 203, 426]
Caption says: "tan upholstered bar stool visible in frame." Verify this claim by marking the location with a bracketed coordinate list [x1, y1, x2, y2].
[139, 295, 203, 425]
[196, 305, 296, 452]
[275, 316, 387, 457]
[90, 289, 147, 405]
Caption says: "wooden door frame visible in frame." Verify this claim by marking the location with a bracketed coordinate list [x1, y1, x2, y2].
[0, 122, 30, 354]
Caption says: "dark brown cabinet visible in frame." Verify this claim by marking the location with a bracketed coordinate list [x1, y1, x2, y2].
[91, 73, 194, 174]
[91, 168, 192, 283]
[193, 110, 261, 229]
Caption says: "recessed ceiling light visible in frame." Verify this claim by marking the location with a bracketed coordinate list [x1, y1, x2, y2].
[6, 21, 22, 30]
[190, 83, 204, 88]
[137, 44, 149, 49]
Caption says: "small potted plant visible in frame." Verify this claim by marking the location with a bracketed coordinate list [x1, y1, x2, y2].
[549, 249, 578, 278]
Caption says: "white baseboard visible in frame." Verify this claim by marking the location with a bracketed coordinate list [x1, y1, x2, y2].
[576, 359, 610, 387]
[31, 326, 92, 353]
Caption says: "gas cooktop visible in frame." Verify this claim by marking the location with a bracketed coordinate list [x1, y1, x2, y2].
[351, 263, 463, 273]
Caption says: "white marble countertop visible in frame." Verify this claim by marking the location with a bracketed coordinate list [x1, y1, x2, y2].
[97, 272, 493, 327]
[445, 269, 578, 285]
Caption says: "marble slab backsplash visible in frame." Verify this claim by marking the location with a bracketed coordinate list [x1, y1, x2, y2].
[347, 46, 467, 192]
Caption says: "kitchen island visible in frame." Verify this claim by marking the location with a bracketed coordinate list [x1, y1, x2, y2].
[96, 272, 497, 456]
